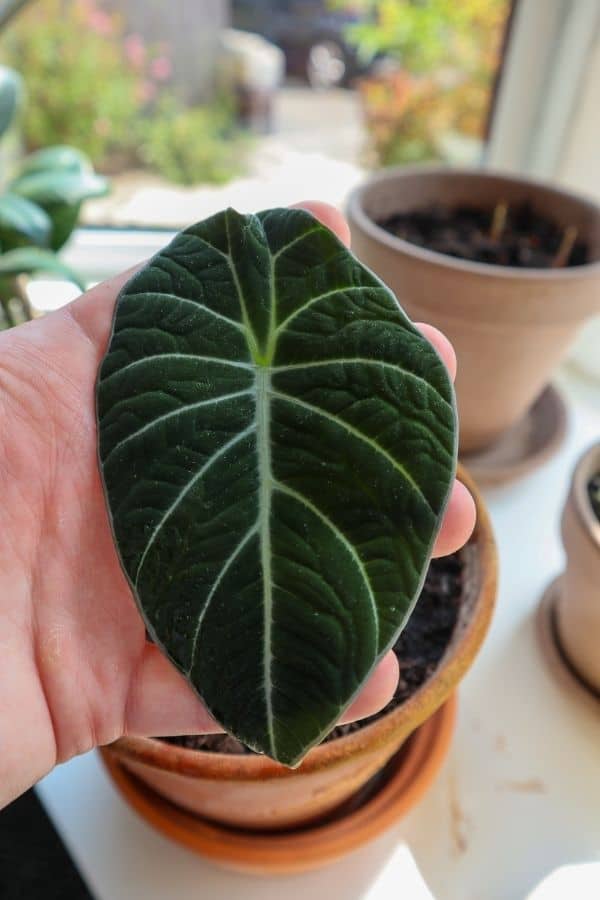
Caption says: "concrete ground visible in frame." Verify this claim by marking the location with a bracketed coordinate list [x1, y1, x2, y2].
[272, 84, 364, 163]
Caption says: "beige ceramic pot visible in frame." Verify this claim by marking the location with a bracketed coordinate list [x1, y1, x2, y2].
[348, 167, 600, 453]
[103, 465, 496, 832]
[554, 443, 600, 692]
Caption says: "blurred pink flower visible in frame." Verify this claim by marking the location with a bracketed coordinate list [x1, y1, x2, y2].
[136, 80, 157, 104]
[88, 8, 114, 36]
[150, 55, 172, 82]
[124, 33, 146, 69]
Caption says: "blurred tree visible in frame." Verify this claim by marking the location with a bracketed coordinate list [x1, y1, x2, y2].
[0, 0, 248, 185]
[332, 0, 509, 166]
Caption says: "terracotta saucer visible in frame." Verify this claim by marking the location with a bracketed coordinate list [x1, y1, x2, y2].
[536, 576, 600, 711]
[460, 384, 568, 486]
[100, 695, 456, 876]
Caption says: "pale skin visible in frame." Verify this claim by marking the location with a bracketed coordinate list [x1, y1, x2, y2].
[0, 202, 475, 808]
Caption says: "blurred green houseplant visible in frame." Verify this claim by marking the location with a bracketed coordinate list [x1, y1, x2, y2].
[0, 64, 107, 329]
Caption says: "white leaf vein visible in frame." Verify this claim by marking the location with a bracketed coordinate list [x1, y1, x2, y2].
[101, 353, 253, 386]
[134, 424, 255, 588]
[274, 480, 379, 647]
[103, 388, 252, 467]
[271, 390, 432, 510]
[124, 290, 244, 332]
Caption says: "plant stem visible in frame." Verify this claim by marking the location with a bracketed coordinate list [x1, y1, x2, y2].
[11, 275, 35, 321]
[552, 225, 578, 268]
[0, 294, 17, 327]
[489, 202, 508, 241]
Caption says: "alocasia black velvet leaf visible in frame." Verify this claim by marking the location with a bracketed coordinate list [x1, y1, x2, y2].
[97, 207, 457, 766]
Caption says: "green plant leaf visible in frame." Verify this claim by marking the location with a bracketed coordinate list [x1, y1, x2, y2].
[96, 208, 457, 766]
[42, 201, 82, 251]
[0, 65, 22, 139]
[9, 168, 108, 207]
[9, 168, 107, 250]
[15, 144, 92, 177]
[12, 147, 91, 247]
[0, 193, 52, 248]
[0, 247, 86, 290]
[13, 146, 93, 250]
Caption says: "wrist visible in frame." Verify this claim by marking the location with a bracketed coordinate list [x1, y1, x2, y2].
[0, 619, 57, 808]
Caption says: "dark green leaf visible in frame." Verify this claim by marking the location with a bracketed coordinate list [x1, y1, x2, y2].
[0, 247, 86, 290]
[15, 145, 92, 178]
[0, 65, 22, 139]
[97, 208, 457, 766]
[0, 193, 51, 248]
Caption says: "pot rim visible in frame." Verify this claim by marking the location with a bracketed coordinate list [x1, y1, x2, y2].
[101, 697, 457, 873]
[572, 442, 600, 549]
[347, 164, 600, 282]
[110, 463, 497, 781]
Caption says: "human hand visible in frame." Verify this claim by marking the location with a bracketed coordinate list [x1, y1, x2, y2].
[0, 201, 474, 807]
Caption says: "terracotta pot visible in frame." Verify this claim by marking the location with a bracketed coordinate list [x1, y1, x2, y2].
[347, 166, 600, 453]
[101, 697, 456, 874]
[554, 442, 600, 692]
[103, 464, 496, 832]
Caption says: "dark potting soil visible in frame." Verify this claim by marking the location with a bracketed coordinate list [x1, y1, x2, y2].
[379, 202, 590, 268]
[163, 551, 464, 755]
[588, 472, 600, 522]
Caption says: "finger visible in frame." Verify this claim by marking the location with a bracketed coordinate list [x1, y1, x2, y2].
[432, 479, 476, 558]
[124, 642, 399, 739]
[292, 200, 351, 247]
[415, 322, 457, 383]
[339, 651, 399, 724]
[123, 643, 221, 738]
[65, 263, 144, 350]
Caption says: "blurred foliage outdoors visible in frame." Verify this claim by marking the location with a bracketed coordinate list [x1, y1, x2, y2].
[335, 0, 510, 166]
[0, 0, 510, 186]
[0, 0, 249, 185]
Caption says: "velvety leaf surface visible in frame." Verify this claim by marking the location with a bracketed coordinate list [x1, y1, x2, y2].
[97, 207, 457, 766]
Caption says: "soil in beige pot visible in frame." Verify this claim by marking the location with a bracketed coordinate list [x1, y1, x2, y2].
[348, 167, 600, 454]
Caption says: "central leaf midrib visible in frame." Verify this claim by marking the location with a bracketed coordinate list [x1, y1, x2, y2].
[256, 365, 276, 756]
[225, 211, 278, 755]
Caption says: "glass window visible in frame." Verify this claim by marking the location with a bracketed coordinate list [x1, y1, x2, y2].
[0, 0, 513, 232]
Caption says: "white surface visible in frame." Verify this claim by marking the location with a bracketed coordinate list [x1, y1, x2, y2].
[37, 368, 600, 900]
[526, 863, 600, 899]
